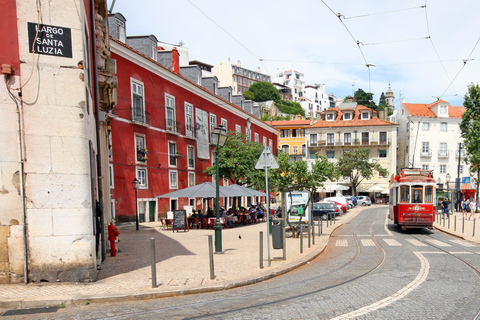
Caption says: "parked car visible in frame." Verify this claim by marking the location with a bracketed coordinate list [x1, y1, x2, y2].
[357, 196, 372, 206]
[346, 195, 357, 206]
[345, 196, 355, 208]
[312, 201, 339, 220]
[324, 196, 349, 211]
[325, 200, 348, 214]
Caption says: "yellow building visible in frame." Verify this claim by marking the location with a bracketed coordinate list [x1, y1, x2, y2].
[268, 119, 311, 161]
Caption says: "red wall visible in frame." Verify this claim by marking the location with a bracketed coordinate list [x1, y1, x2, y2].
[1, 0, 21, 75]
[110, 51, 277, 220]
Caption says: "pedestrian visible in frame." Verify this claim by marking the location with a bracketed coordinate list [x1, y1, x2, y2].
[461, 197, 467, 219]
[468, 197, 476, 220]
[441, 197, 449, 219]
[465, 197, 472, 220]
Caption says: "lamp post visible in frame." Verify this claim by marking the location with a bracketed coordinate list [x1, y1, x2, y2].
[211, 125, 228, 254]
[446, 173, 451, 214]
[132, 178, 139, 231]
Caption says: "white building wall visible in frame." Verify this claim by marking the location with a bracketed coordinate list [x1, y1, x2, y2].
[0, 0, 98, 282]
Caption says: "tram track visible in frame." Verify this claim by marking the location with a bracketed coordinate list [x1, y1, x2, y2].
[96, 208, 389, 320]
[410, 231, 480, 320]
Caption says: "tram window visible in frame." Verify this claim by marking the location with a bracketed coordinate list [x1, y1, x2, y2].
[425, 186, 433, 203]
[400, 186, 410, 203]
[412, 188, 423, 203]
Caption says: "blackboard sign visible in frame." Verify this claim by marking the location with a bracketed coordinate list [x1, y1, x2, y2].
[28, 22, 72, 58]
[173, 210, 188, 232]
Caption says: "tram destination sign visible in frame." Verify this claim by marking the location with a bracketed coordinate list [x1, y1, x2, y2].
[27, 22, 72, 58]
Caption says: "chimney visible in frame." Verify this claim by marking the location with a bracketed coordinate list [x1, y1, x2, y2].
[237, 60, 241, 67]
[310, 111, 313, 124]
[172, 47, 180, 74]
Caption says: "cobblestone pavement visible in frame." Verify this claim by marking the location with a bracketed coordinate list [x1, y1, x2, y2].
[5, 206, 480, 319]
[0, 206, 364, 313]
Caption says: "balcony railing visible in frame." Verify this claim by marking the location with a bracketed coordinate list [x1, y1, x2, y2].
[456, 150, 466, 158]
[420, 150, 432, 157]
[131, 109, 151, 125]
[438, 150, 450, 159]
[166, 119, 181, 133]
[185, 124, 196, 138]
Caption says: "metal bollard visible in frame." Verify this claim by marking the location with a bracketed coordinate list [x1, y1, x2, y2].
[474, 218, 476, 237]
[443, 214, 445, 227]
[208, 235, 214, 280]
[448, 214, 450, 229]
[454, 215, 457, 232]
[319, 217, 322, 235]
[150, 238, 157, 288]
[308, 222, 311, 248]
[463, 217, 465, 234]
[300, 225, 304, 254]
[312, 219, 316, 245]
[259, 231, 263, 269]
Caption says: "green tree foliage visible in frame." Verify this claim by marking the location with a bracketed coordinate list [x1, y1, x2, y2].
[243, 90, 255, 101]
[275, 100, 305, 116]
[269, 152, 335, 237]
[460, 84, 480, 205]
[246, 81, 281, 102]
[335, 148, 388, 196]
[203, 131, 265, 188]
[354, 88, 378, 110]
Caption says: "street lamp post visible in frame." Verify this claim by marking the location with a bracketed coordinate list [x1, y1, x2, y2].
[211, 125, 228, 254]
[446, 173, 451, 214]
[132, 178, 139, 231]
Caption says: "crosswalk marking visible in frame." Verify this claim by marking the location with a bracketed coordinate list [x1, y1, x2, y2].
[361, 239, 376, 246]
[405, 239, 428, 247]
[450, 239, 478, 247]
[384, 239, 401, 246]
[336, 239, 348, 247]
[426, 239, 452, 247]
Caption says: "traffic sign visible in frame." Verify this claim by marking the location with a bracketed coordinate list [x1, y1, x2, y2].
[255, 147, 279, 169]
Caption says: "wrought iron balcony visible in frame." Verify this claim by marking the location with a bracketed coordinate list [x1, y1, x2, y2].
[438, 150, 450, 159]
[420, 150, 432, 157]
[131, 109, 151, 125]
[166, 119, 181, 133]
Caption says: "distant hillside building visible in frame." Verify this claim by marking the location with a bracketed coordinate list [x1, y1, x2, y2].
[212, 59, 271, 95]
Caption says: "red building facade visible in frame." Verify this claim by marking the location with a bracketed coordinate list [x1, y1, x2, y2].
[108, 39, 278, 222]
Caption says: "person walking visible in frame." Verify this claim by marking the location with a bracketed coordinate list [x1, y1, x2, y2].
[468, 198, 476, 220]
[461, 197, 467, 219]
[442, 197, 450, 219]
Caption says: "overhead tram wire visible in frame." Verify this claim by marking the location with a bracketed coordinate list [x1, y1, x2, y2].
[423, 0, 457, 97]
[340, 5, 426, 20]
[186, 0, 270, 75]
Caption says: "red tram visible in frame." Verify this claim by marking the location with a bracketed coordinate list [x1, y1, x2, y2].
[389, 169, 436, 230]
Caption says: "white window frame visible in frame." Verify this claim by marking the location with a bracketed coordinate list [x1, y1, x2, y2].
[185, 102, 194, 137]
[263, 137, 267, 147]
[235, 124, 241, 133]
[135, 134, 146, 163]
[246, 129, 251, 141]
[361, 112, 370, 120]
[440, 164, 446, 174]
[441, 122, 447, 131]
[423, 122, 430, 131]
[344, 132, 351, 145]
[293, 146, 299, 154]
[188, 172, 195, 187]
[440, 142, 447, 155]
[343, 112, 352, 120]
[326, 113, 334, 121]
[136, 167, 148, 188]
[187, 145, 195, 169]
[254, 133, 259, 142]
[166, 94, 176, 130]
[422, 142, 430, 153]
[221, 118, 227, 131]
[169, 170, 178, 189]
[210, 114, 217, 143]
[379, 131, 387, 144]
[269, 139, 273, 150]
[361, 131, 370, 145]
[168, 141, 177, 167]
[109, 164, 114, 189]
[131, 79, 145, 122]
[422, 164, 429, 170]
[327, 133, 335, 145]
[439, 105, 447, 114]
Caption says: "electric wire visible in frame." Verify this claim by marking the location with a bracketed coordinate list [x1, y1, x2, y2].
[341, 5, 426, 20]
[186, 0, 270, 75]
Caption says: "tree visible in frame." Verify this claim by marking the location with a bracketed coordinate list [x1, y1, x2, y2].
[335, 148, 388, 196]
[247, 81, 281, 102]
[243, 90, 255, 101]
[460, 83, 480, 208]
[354, 88, 377, 110]
[269, 152, 335, 237]
[204, 131, 265, 188]
[275, 100, 305, 116]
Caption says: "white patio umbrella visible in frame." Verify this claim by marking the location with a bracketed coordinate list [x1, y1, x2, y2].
[331, 185, 350, 191]
[225, 184, 267, 197]
[367, 185, 385, 192]
[155, 182, 240, 199]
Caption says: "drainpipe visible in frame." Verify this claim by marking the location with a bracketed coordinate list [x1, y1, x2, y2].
[90, 0, 106, 262]
[17, 90, 28, 283]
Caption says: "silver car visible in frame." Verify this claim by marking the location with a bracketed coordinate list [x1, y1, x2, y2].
[357, 196, 372, 206]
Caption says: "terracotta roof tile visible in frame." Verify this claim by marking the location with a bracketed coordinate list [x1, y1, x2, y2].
[309, 105, 397, 128]
[403, 101, 465, 118]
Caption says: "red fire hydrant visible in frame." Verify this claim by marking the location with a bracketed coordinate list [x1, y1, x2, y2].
[108, 222, 120, 257]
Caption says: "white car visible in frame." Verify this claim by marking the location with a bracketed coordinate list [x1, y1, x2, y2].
[357, 196, 372, 206]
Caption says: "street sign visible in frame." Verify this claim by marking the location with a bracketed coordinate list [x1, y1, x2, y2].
[255, 147, 279, 169]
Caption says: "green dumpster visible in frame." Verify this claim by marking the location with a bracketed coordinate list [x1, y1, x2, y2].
[271, 219, 283, 249]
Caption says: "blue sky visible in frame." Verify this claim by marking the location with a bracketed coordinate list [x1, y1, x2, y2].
[107, 0, 480, 108]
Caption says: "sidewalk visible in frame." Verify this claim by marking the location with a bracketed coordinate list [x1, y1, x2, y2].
[0, 207, 364, 310]
[433, 208, 480, 242]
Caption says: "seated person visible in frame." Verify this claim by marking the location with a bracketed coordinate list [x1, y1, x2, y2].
[257, 208, 264, 219]
[197, 210, 206, 227]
